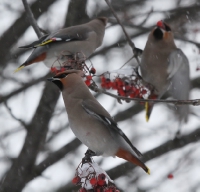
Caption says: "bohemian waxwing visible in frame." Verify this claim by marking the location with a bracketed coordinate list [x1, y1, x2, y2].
[15, 17, 107, 72]
[140, 20, 190, 122]
[48, 70, 150, 174]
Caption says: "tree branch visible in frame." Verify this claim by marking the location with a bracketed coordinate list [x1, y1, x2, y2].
[89, 83, 200, 106]
[22, 0, 42, 38]
[34, 138, 81, 178]
[0, 83, 60, 192]
[0, 73, 50, 104]
[105, 0, 141, 65]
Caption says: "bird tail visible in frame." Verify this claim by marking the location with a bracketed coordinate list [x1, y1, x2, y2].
[116, 148, 150, 175]
[145, 102, 154, 122]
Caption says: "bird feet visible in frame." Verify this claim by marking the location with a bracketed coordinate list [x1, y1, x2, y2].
[82, 149, 96, 164]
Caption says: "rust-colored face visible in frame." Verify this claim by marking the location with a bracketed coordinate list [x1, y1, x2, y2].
[48, 70, 82, 91]
[156, 20, 171, 31]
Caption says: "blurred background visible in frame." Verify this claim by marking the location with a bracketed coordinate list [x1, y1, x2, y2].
[0, 0, 200, 191]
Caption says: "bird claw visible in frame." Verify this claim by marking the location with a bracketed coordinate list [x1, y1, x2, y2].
[82, 149, 96, 165]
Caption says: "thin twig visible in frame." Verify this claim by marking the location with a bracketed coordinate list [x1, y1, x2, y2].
[4, 102, 27, 128]
[89, 83, 200, 106]
[22, 0, 42, 38]
[105, 0, 140, 65]
[0, 73, 50, 104]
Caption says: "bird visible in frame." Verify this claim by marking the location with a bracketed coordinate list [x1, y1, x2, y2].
[15, 17, 107, 72]
[48, 70, 150, 174]
[140, 20, 190, 122]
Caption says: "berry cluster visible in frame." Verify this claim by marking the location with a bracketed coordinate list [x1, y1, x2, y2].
[84, 67, 96, 86]
[89, 173, 116, 191]
[72, 160, 121, 192]
[72, 173, 120, 192]
[50, 67, 66, 74]
[100, 75, 151, 99]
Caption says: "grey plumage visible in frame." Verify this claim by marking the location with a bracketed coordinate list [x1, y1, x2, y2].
[140, 21, 190, 122]
[48, 70, 150, 174]
[15, 17, 107, 71]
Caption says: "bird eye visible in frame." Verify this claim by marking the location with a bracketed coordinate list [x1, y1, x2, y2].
[54, 73, 68, 79]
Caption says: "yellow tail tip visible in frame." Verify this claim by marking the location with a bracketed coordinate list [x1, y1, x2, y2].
[146, 167, 151, 175]
[14, 65, 25, 73]
[145, 102, 149, 122]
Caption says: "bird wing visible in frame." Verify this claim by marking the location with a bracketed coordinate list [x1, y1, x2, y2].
[167, 49, 190, 121]
[19, 25, 93, 48]
[19, 34, 49, 48]
[167, 49, 190, 100]
[167, 49, 189, 79]
[82, 99, 143, 158]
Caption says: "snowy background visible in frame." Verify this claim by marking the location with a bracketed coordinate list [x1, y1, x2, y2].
[0, 0, 200, 192]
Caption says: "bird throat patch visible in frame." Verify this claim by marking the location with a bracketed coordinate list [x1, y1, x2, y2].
[153, 28, 163, 40]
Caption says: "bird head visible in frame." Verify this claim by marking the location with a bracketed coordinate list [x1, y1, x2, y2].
[153, 20, 172, 40]
[47, 70, 83, 91]
[97, 17, 108, 26]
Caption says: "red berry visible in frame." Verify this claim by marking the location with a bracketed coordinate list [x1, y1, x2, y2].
[86, 75, 92, 80]
[168, 174, 174, 179]
[60, 67, 65, 72]
[114, 78, 123, 88]
[101, 83, 106, 88]
[79, 188, 87, 192]
[90, 67, 96, 74]
[101, 76, 106, 83]
[97, 179, 106, 186]
[140, 89, 147, 95]
[149, 94, 157, 99]
[106, 186, 116, 192]
[96, 188, 101, 192]
[72, 176, 81, 184]
[129, 93, 136, 98]
[111, 81, 117, 90]
[105, 79, 111, 89]
[50, 67, 57, 73]
[134, 89, 140, 97]
[117, 80, 124, 88]
[125, 85, 131, 91]
[98, 173, 106, 180]
[85, 80, 91, 86]
[90, 177, 97, 185]
[118, 89, 125, 96]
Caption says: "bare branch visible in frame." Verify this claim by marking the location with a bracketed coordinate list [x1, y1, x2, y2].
[4, 102, 27, 128]
[105, 0, 141, 65]
[21, 0, 42, 38]
[0, 73, 50, 104]
[0, 82, 60, 192]
[89, 82, 200, 106]
[34, 138, 81, 178]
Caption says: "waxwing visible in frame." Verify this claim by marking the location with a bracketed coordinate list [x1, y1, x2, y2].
[15, 17, 107, 72]
[48, 70, 150, 174]
[140, 20, 190, 122]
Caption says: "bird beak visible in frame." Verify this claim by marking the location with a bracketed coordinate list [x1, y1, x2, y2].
[47, 77, 60, 82]
[47, 77, 54, 82]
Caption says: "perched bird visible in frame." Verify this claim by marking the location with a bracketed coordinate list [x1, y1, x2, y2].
[48, 70, 150, 174]
[140, 20, 190, 122]
[15, 17, 107, 72]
